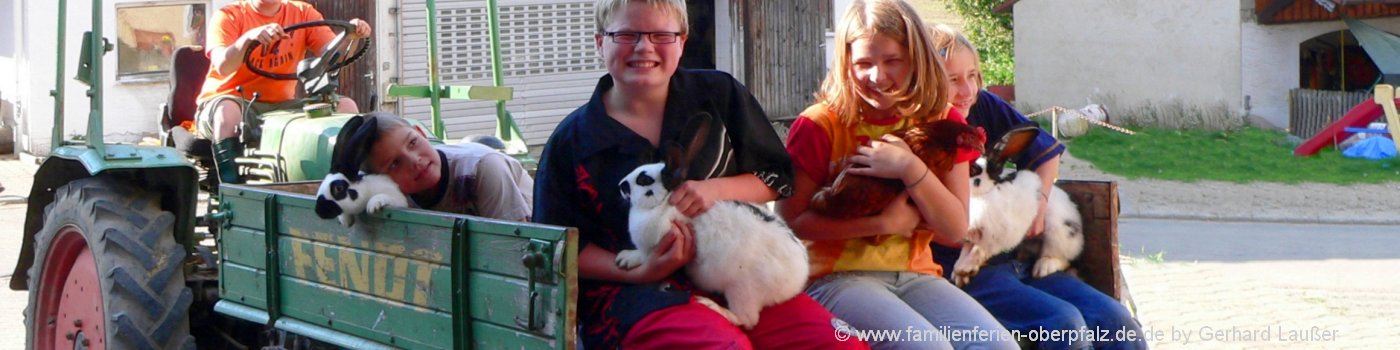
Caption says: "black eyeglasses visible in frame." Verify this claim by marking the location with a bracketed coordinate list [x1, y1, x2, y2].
[603, 31, 682, 44]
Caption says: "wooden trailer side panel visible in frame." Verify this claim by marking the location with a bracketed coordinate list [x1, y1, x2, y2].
[217, 182, 578, 350]
[1057, 180, 1122, 301]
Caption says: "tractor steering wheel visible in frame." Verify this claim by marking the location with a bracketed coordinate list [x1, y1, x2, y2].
[242, 20, 370, 81]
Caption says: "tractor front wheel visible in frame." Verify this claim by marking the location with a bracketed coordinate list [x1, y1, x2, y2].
[25, 176, 196, 349]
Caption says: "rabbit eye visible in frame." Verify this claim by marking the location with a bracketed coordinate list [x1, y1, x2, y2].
[330, 180, 350, 199]
[636, 173, 655, 186]
[970, 163, 984, 177]
[645, 190, 654, 197]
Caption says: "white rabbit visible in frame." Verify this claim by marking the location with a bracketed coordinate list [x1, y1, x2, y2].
[1033, 182, 1084, 278]
[315, 172, 408, 227]
[315, 113, 410, 227]
[615, 113, 808, 329]
[953, 124, 1084, 287]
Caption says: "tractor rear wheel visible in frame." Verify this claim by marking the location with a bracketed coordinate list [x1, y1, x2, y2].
[25, 176, 196, 349]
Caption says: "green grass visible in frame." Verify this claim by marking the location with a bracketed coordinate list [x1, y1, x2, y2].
[1066, 127, 1400, 184]
[1123, 248, 1167, 267]
[1129, 247, 1167, 263]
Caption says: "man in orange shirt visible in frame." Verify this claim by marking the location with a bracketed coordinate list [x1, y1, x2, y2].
[197, 0, 371, 184]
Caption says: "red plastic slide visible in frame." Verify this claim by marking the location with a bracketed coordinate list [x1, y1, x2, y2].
[1293, 100, 1388, 156]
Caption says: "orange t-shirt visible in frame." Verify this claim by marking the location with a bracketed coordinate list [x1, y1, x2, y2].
[785, 102, 981, 279]
[198, 0, 335, 104]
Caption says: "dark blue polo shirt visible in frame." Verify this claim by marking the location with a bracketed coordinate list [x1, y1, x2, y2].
[967, 90, 1065, 170]
[533, 68, 793, 349]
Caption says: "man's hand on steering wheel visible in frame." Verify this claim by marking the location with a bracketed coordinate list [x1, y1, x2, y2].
[242, 20, 371, 81]
[348, 18, 372, 39]
[240, 23, 290, 47]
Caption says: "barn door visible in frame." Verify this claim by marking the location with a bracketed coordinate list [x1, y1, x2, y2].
[303, 0, 377, 112]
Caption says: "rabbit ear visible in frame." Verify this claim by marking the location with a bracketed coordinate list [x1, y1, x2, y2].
[998, 122, 1042, 158]
[661, 112, 715, 190]
[346, 115, 381, 179]
[984, 122, 1042, 179]
[662, 145, 686, 190]
[331, 115, 366, 176]
[680, 112, 715, 166]
[331, 113, 386, 181]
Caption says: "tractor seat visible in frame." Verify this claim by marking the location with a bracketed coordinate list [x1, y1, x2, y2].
[161, 45, 212, 157]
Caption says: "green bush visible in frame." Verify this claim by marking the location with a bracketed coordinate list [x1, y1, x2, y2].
[947, 0, 1015, 85]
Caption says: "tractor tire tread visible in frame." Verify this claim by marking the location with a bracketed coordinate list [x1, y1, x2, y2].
[25, 177, 196, 350]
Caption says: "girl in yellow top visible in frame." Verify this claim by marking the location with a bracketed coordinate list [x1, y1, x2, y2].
[778, 1, 1017, 349]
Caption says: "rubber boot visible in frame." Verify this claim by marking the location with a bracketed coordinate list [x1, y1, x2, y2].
[213, 138, 242, 185]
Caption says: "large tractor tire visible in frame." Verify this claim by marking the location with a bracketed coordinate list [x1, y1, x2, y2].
[25, 176, 196, 350]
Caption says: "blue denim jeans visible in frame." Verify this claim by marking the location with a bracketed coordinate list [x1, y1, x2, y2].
[934, 245, 1146, 350]
[807, 271, 1020, 350]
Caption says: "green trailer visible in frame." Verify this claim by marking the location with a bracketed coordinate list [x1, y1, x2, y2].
[213, 182, 577, 349]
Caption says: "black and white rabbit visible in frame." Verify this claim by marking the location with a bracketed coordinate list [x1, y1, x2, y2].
[616, 113, 808, 329]
[953, 123, 1084, 286]
[315, 113, 409, 227]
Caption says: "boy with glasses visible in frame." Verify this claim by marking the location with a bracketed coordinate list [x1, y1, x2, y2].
[603, 31, 682, 44]
[532, 0, 869, 348]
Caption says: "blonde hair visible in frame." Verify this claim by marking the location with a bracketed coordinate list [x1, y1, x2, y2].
[818, 0, 948, 126]
[929, 23, 983, 89]
[594, 0, 689, 35]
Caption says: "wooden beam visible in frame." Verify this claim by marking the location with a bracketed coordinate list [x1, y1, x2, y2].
[1258, 0, 1298, 24]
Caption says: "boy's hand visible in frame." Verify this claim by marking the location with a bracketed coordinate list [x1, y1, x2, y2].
[669, 180, 719, 217]
[638, 220, 695, 282]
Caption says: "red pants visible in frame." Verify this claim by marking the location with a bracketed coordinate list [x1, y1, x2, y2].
[621, 294, 871, 350]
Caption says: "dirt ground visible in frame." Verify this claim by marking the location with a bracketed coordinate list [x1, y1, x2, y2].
[1057, 152, 1400, 225]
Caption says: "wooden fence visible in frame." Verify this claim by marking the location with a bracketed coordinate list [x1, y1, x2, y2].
[1289, 88, 1370, 138]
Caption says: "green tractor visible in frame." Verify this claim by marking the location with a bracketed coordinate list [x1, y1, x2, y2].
[172, 17, 387, 187]
[10, 0, 578, 349]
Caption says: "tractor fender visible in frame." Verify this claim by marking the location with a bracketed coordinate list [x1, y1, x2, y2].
[9, 145, 199, 290]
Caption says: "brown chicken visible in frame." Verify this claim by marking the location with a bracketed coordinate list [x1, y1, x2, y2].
[811, 119, 985, 219]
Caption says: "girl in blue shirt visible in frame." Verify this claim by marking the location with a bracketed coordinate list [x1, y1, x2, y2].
[930, 24, 1146, 350]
